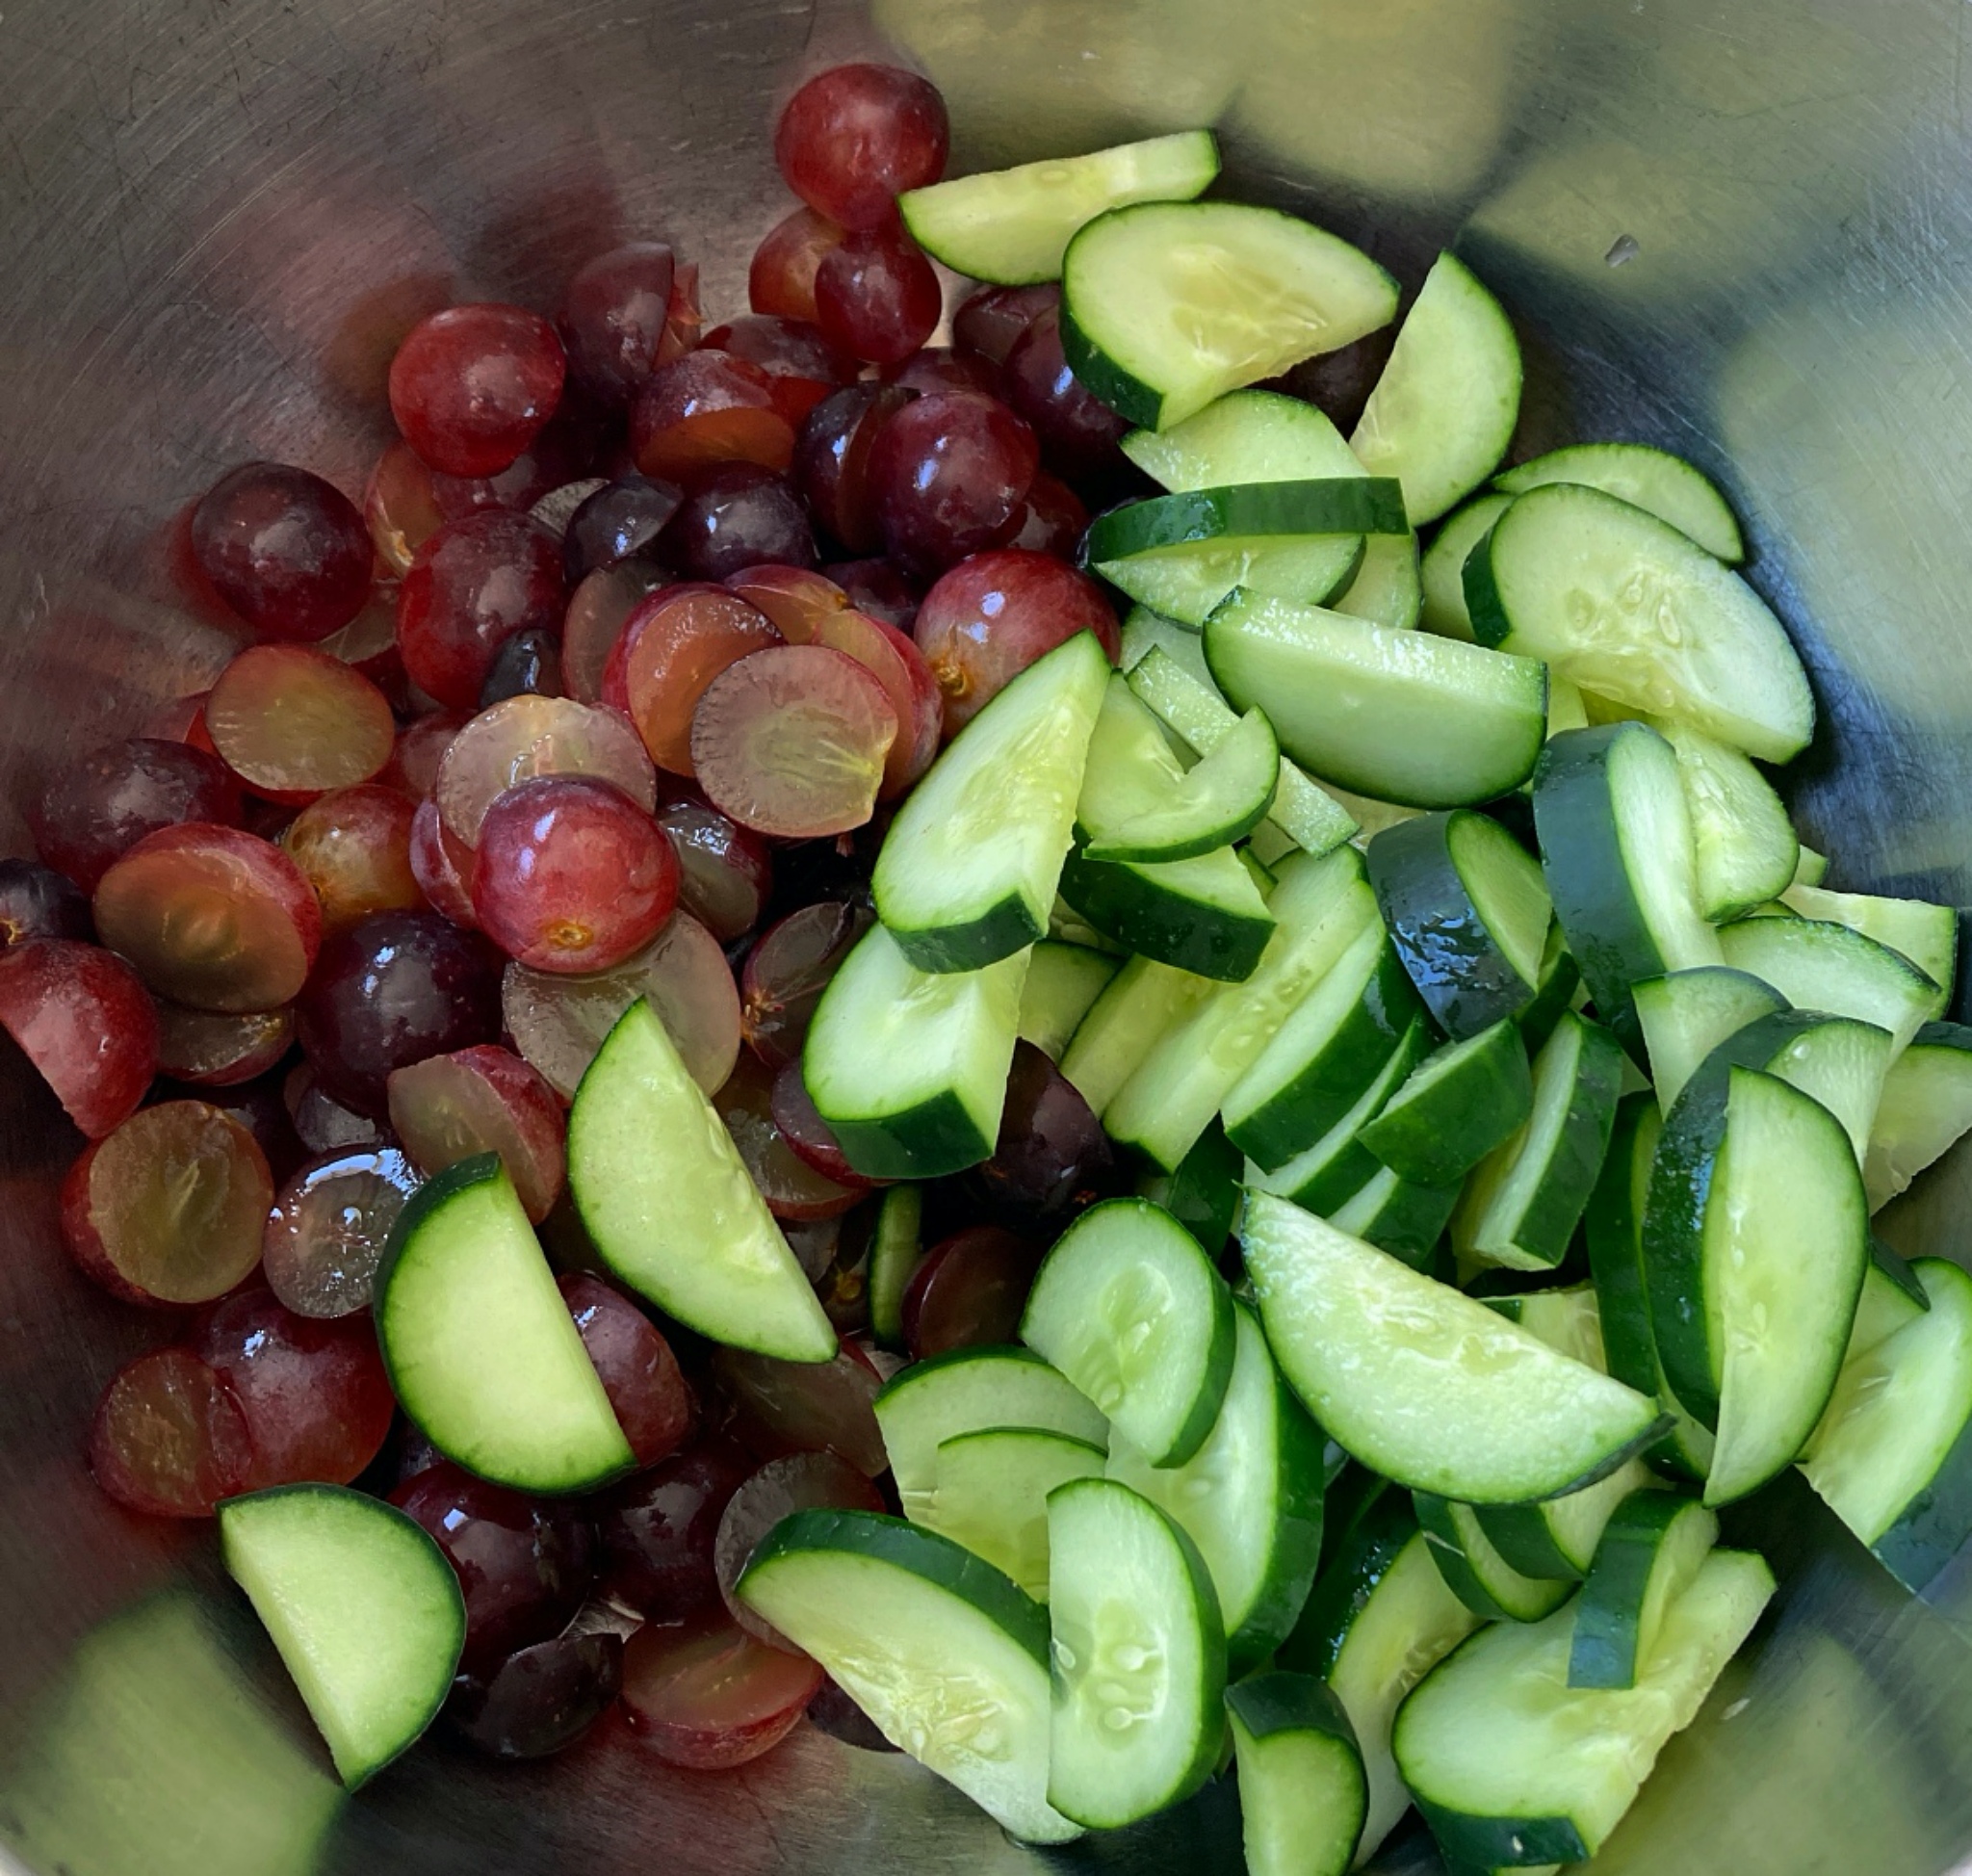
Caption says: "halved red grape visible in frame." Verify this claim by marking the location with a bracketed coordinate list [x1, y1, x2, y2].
[408, 796, 478, 927]
[62, 1100, 273, 1305]
[435, 694, 658, 847]
[824, 557, 920, 632]
[0, 859, 93, 947]
[657, 797, 773, 941]
[502, 910, 740, 1099]
[192, 1074, 306, 1185]
[563, 475, 682, 585]
[767, 1058, 872, 1191]
[318, 586, 408, 700]
[93, 824, 321, 1013]
[714, 1452, 884, 1650]
[390, 1460, 596, 1672]
[749, 207, 846, 323]
[0, 940, 158, 1136]
[198, 1285, 395, 1488]
[658, 464, 818, 582]
[296, 910, 505, 1116]
[390, 303, 566, 479]
[154, 1002, 294, 1088]
[480, 627, 563, 706]
[263, 1144, 421, 1316]
[723, 564, 850, 642]
[561, 561, 668, 706]
[952, 280, 1057, 366]
[814, 221, 943, 367]
[280, 784, 425, 934]
[32, 738, 243, 892]
[87, 1347, 254, 1519]
[774, 64, 949, 230]
[205, 644, 396, 804]
[596, 1438, 752, 1620]
[913, 548, 1119, 735]
[363, 437, 559, 576]
[794, 381, 916, 556]
[1008, 469, 1089, 557]
[739, 899, 872, 1070]
[901, 1225, 1043, 1361]
[703, 316, 855, 427]
[714, 1053, 864, 1221]
[382, 713, 465, 802]
[448, 1630, 625, 1760]
[604, 584, 783, 774]
[869, 391, 1039, 575]
[191, 462, 374, 642]
[284, 1062, 393, 1155]
[973, 1038, 1117, 1225]
[558, 1273, 695, 1467]
[808, 606, 940, 796]
[558, 242, 679, 407]
[1002, 305, 1129, 476]
[387, 1043, 566, 1222]
[631, 352, 795, 483]
[689, 644, 895, 838]
[398, 512, 567, 715]
[621, 1611, 822, 1769]
[887, 347, 1001, 400]
[712, 1340, 887, 1478]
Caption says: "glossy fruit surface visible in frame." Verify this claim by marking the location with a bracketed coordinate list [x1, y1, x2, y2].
[970, 1038, 1117, 1225]
[280, 784, 425, 934]
[32, 739, 242, 892]
[739, 899, 872, 1070]
[262, 1144, 421, 1316]
[901, 1225, 1043, 1360]
[749, 207, 845, 323]
[561, 561, 669, 706]
[620, 1611, 822, 1769]
[659, 464, 817, 582]
[813, 221, 943, 367]
[87, 1347, 255, 1519]
[702, 315, 854, 425]
[191, 461, 374, 642]
[435, 694, 657, 847]
[595, 1438, 753, 1620]
[479, 628, 563, 707]
[952, 281, 1057, 366]
[773, 64, 949, 229]
[398, 511, 566, 713]
[655, 796, 773, 941]
[631, 352, 795, 482]
[0, 939, 159, 1136]
[562, 475, 682, 584]
[714, 1053, 864, 1221]
[448, 1630, 625, 1760]
[558, 243, 680, 406]
[390, 303, 567, 478]
[153, 1002, 295, 1088]
[793, 381, 916, 557]
[1007, 470, 1088, 557]
[868, 391, 1038, 576]
[604, 584, 783, 774]
[558, 1273, 695, 1467]
[714, 1450, 884, 1649]
[766, 1059, 870, 1189]
[0, 859, 92, 947]
[711, 1340, 887, 1478]
[408, 797, 478, 928]
[387, 1043, 566, 1222]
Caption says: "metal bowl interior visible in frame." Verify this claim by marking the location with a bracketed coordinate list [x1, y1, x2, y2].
[3, 0, 1972, 1871]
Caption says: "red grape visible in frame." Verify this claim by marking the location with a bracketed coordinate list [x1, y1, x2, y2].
[398, 511, 567, 713]
[714, 1053, 864, 1221]
[390, 303, 566, 478]
[194, 1075, 306, 1185]
[527, 477, 610, 541]
[87, 1346, 254, 1519]
[658, 463, 817, 582]
[869, 391, 1039, 576]
[740, 899, 872, 1070]
[296, 910, 504, 1116]
[902, 1225, 1044, 1360]
[0, 940, 158, 1136]
[768, 1058, 872, 1190]
[280, 784, 425, 933]
[434, 694, 657, 847]
[621, 1611, 822, 1769]
[479, 627, 563, 706]
[1267, 328, 1398, 433]
[952, 280, 1057, 366]
[887, 347, 1001, 400]
[503, 909, 740, 1099]
[604, 584, 783, 774]
[381, 712, 466, 801]
[363, 437, 560, 576]
[712, 1340, 887, 1477]
[814, 221, 943, 367]
[558, 1273, 695, 1467]
[62, 1100, 273, 1305]
[32, 738, 242, 892]
[205, 644, 396, 804]
[824, 557, 920, 632]
[0, 859, 92, 947]
[1002, 305, 1129, 476]
[318, 586, 408, 700]
[448, 1630, 624, 1760]
[262, 1144, 421, 1317]
[92, 823, 322, 1013]
[387, 1042, 566, 1222]
[689, 644, 895, 838]
[656, 797, 773, 941]
[794, 381, 915, 555]
[198, 1284, 395, 1488]
[631, 352, 795, 483]
[154, 1002, 294, 1088]
[723, 563, 850, 642]
[562, 475, 682, 585]
[408, 796, 478, 927]
[714, 1452, 884, 1649]
[284, 1062, 393, 1155]
[596, 1437, 753, 1620]
[191, 462, 374, 642]
[1008, 469, 1089, 557]
[913, 548, 1119, 734]
[749, 206, 846, 322]
[973, 1039, 1117, 1224]
[390, 1460, 596, 1671]
[774, 65, 949, 230]
[558, 242, 679, 406]
[808, 606, 940, 796]
[561, 561, 668, 706]
[703, 315, 855, 425]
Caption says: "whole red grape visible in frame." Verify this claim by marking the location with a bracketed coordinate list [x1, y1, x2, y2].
[773, 65, 949, 230]
[390, 304, 566, 479]
[191, 463, 375, 642]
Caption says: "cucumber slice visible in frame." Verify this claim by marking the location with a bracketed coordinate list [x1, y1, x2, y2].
[1393, 1548, 1776, 1866]
[1644, 1065, 1869, 1505]
[737, 1508, 1080, 1844]
[1419, 492, 1513, 640]
[897, 130, 1220, 285]
[1047, 1478, 1227, 1827]
[1206, 588, 1549, 808]
[1531, 721, 1723, 1045]
[1633, 966, 1790, 1112]
[1780, 882, 1959, 1011]
[1127, 643, 1359, 857]
[918, 1427, 1106, 1601]
[1021, 1197, 1235, 1467]
[1466, 482, 1813, 762]
[1085, 478, 1408, 564]
[1495, 443, 1745, 563]
[1350, 253, 1521, 527]
[1119, 603, 1214, 681]
[1107, 1300, 1326, 1672]
[868, 1184, 923, 1352]
[1017, 940, 1119, 1059]
[1251, 1015, 1434, 1213]
[1568, 1490, 1720, 1690]
[1794, 845, 1830, 888]
[1476, 1452, 1654, 1588]
[1138, 1119, 1245, 1260]
[1334, 530, 1424, 631]
[377, 1157, 636, 1493]
[1221, 919, 1422, 1169]
[219, 1485, 464, 1788]
[1367, 808, 1552, 1040]
[1545, 672, 1592, 740]
[1515, 920, 1583, 1055]
[1104, 846, 1380, 1169]
[1358, 1020, 1535, 1188]
[1865, 1020, 1972, 1211]
[1061, 202, 1398, 431]
[1844, 1242, 1932, 1365]
[570, 999, 836, 1362]
[1225, 1672, 1367, 1876]
[873, 630, 1109, 972]
[1693, 1006, 1894, 1167]
[1717, 914, 1940, 1055]
[803, 924, 1029, 1179]
[1242, 1192, 1663, 1502]
[1655, 718, 1799, 921]
[1803, 1256, 1972, 1593]
[1057, 844, 1275, 980]
[1059, 953, 1213, 1117]
[1414, 1493, 1571, 1621]
[1453, 1012, 1625, 1271]
[874, 1345, 1109, 1513]
[1329, 1164, 1462, 1270]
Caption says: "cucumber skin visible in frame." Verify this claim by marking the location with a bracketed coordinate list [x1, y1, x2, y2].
[1411, 1791, 1590, 1871]
[1225, 1668, 1362, 1748]
[1567, 1490, 1700, 1690]
[1584, 1094, 1664, 1397]
[1639, 1071, 1737, 1427]
[1061, 301, 1168, 431]
[1413, 1494, 1571, 1622]
[1358, 1025, 1535, 1189]
[818, 1090, 997, 1183]
[889, 889, 1047, 978]
[1873, 1361, 1972, 1593]
[1084, 480, 1408, 562]
[1058, 847, 1275, 982]
[1280, 1486, 1414, 1679]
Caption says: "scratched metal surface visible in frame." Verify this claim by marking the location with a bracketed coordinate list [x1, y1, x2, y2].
[2, 0, 1972, 1871]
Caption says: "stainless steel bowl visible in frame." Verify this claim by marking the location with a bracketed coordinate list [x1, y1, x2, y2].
[3, 0, 1971, 1870]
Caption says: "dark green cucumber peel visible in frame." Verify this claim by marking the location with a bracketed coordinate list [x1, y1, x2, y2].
[1583, 1093, 1664, 1397]
[1567, 1489, 1702, 1690]
[1225, 1667, 1362, 1748]
[1083, 480, 1410, 563]
[1056, 846, 1276, 982]
[1143, 1119, 1245, 1263]
[1348, 1175, 1463, 1271]
[1412, 1494, 1570, 1621]
[1516, 926, 1583, 1055]
[1410, 1792, 1591, 1872]
[1060, 300, 1167, 431]
[822, 1093, 1000, 1183]
[1870, 1235, 1933, 1313]
[1357, 1021, 1535, 1188]
[1281, 1482, 1412, 1678]
[1639, 1073, 1734, 1428]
